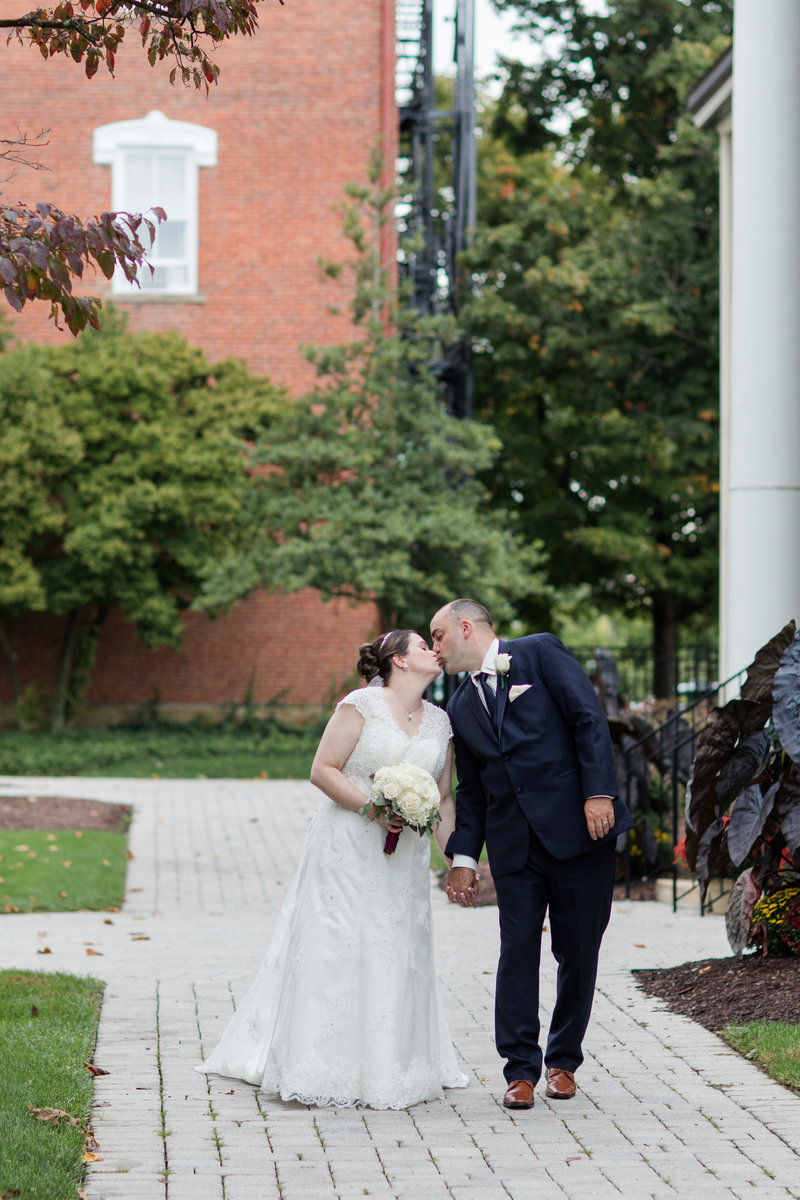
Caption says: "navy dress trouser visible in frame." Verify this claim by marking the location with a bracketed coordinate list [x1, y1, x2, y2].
[492, 830, 616, 1084]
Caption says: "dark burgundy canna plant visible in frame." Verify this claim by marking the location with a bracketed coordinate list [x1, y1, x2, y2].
[684, 621, 800, 954]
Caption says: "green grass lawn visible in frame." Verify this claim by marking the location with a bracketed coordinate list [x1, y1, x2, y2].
[0, 970, 103, 1200]
[722, 1021, 800, 1092]
[0, 830, 128, 913]
[0, 724, 321, 779]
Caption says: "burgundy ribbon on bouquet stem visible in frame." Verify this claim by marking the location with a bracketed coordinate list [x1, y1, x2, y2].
[383, 828, 401, 855]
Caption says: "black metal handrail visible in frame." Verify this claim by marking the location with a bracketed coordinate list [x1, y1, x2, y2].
[618, 667, 748, 914]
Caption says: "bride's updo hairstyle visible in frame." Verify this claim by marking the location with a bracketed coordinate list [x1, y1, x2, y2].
[357, 630, 415, 685]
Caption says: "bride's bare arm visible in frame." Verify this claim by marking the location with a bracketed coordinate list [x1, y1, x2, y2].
[309, 705, 369, 812]
[309, 704, 402, 831]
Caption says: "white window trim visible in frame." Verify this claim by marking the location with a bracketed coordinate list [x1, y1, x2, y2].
[93, 109, 217, 297]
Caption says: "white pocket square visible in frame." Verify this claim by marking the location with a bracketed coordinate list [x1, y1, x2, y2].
[509, 684, 532, 702]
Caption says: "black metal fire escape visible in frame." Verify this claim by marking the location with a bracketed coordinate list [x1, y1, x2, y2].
[396, 0, 476, 417]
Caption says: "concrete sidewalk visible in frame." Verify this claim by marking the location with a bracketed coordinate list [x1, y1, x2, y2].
[2, 775, 799, 1200]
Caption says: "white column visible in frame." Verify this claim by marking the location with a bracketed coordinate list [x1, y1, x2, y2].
[718, 115, 732, 681]
[727, 0, 800, 678]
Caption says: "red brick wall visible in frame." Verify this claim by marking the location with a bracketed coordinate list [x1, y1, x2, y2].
[0, 591, 382, 712]
[0, 0, 395, 716]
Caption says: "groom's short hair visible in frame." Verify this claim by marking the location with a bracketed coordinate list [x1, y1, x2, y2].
[449, 599, 493, 628]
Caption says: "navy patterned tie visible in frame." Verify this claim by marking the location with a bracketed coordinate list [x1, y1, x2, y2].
[478, 672, 497, 720]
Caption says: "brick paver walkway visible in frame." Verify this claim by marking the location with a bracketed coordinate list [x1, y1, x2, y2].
[2, 775, 799, 1200]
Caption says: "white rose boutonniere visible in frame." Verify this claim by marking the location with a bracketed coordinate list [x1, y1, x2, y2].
[494, 652, 512, 690]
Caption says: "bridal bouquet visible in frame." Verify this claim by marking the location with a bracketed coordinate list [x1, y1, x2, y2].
[360, 763, 441, 855]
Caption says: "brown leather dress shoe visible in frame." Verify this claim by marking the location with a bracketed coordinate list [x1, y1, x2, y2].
[545, 1068, 576, 1099]
[503, 1079, 535, 1109]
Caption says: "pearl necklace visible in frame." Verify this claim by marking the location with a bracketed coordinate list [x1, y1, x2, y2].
[388, 691, 422, 722]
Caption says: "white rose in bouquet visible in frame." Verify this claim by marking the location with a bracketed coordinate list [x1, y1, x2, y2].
[374, 774, 401, 800]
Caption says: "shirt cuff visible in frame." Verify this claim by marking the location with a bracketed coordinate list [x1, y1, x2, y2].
[452, 854, 479, 871]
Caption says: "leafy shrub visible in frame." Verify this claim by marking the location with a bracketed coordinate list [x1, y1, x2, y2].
[683, 622, 800, 954]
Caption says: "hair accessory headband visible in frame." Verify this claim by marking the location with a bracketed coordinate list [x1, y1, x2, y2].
[379, 631, 394, 650]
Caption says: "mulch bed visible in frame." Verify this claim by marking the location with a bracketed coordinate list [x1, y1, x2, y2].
[0, 794, 131, 834]
[635, 955, 800, 1031]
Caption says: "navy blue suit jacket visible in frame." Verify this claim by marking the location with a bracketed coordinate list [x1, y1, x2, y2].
[445, 633, 633, 874]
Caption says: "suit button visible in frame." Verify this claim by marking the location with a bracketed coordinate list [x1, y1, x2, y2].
[515, 786, 522, 793]
[504, 753, 510, 761]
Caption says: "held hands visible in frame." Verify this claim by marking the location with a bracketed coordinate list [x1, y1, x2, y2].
[584, 796, 615, 841]
[445, 866, 479, 908]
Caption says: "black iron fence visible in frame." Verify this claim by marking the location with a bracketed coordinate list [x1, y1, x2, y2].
[615, 667, 747, 914]
[428, 642, 719, 708]
[570, 643, 719, 707]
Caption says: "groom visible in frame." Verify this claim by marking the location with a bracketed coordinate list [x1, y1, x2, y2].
[430, 599, 632, 1109]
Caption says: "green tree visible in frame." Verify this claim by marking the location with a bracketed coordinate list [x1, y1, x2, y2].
[197, 167, 548, 632]
[0, 315, 284, 728]
[491, 0, 733, 183]
[462, 0, 729, 693]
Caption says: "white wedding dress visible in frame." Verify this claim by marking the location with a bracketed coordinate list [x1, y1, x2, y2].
[198, 687, 468, 1109]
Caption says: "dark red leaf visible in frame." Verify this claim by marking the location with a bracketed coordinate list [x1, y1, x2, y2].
[4, 286, 24, 312]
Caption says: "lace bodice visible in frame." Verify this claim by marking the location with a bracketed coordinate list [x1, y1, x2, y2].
[335, 687, 452, 797]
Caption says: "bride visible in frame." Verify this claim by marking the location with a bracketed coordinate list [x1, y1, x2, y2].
[198, 629, 468, 1109]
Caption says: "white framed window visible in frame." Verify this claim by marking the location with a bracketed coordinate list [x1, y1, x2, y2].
[93, 110, 217, 297]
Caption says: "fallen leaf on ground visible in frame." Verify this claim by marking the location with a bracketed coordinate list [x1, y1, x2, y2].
[36, 947, 52, 955]
[30, 1005, 38, 1018]
[29, 1107, 82, 1129]
[84, 1062, 109, 1076]
[86, 948, 103, 957]
[82, 1152, 103, 1163]
[699, 964, 713, 973]
[130, 935, 150, 941]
